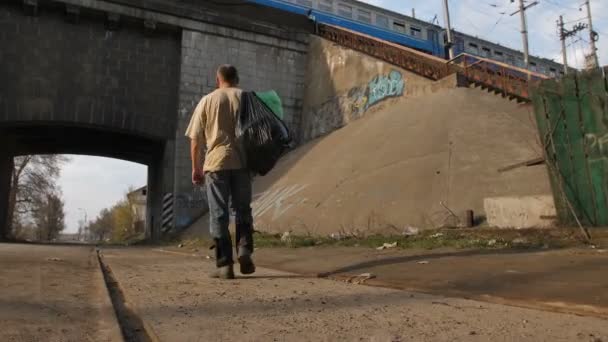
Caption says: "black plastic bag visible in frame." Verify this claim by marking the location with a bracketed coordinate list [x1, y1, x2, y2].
[236, 91, 292, 176]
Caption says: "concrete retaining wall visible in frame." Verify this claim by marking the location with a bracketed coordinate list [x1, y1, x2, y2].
[251, 87, 553, 236]
[484, 196, 557, 229]
[300, 36, 459, 142]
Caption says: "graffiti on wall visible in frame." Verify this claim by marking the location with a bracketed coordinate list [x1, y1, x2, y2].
[366, 70, 405, 108]
[350, 69, 405, 115]
[175, 189, 207, 209]
[305, 70, 405, 141]
[585, 133, 608, 161]
[252, 184, 308, 221]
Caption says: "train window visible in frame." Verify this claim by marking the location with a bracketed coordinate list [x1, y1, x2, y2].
[506, 54, 515, 65]
[455, 38, 465, 55]
[376, 14, 389, 28]
[338, 3, 352, 18]
[318, 0, 333, 12]
[358, 9, 371, 23]
[410, 26, 422, 38]
[467, 42, 479, 54]
[530, 61, 538, 72]
[393, 21, 405, 33]
[296, 0, 313, 7]
[481, 47, 491, 57]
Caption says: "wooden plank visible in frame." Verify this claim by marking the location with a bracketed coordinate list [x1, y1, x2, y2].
[583, 70, 608, 225]
[561, 74, 597, 225]
[497, 157, 545, 173]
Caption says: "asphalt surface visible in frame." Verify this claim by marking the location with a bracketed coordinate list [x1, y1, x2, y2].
[0, 243, 122, 342]
[100, 247, 608, 342]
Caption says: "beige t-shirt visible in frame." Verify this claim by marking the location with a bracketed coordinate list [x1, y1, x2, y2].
[185, 87, 244, 172]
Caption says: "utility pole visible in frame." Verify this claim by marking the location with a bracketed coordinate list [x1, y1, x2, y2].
[442, 0, 454, 59]
[558, 16, 569, 75]
[558, 17, 588, 75]
[510, 0, 539, 71]
[584, 0, 600, 69]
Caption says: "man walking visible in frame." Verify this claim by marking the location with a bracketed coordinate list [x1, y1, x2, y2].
[186, 65, 255, 279]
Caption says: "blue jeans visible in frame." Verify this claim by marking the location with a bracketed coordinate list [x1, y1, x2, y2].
[205, 169, 253, 267]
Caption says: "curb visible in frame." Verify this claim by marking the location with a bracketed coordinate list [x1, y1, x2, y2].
[93, 248, 127, 342]
[97, 250, 162, 342]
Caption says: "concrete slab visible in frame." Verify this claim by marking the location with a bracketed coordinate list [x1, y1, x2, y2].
[251, 246, 608, 318]
[101, 247, 608, 342]
[485, 195, 557, 229]
[0, 243, 123, 342]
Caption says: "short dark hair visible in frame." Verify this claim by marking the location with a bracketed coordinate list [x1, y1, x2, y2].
[217, 64, 239, 85]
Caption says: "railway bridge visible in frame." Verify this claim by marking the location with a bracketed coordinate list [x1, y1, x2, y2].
[0, 0, 313, 240]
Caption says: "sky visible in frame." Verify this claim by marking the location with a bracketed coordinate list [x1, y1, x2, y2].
[59, 156, 147, 233]
[57, 0, 608, 233]
[359, 0, 608, 67]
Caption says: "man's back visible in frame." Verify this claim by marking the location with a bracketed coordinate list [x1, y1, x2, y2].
[186, 87, 243, 172]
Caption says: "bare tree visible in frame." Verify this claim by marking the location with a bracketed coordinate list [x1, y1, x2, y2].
[9, 155, 68, 239]
[32, 193, 66, 241]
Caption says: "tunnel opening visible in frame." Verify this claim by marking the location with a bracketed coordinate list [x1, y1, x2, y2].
[7, 154, 149, 244]
[0, 124, 171, 243]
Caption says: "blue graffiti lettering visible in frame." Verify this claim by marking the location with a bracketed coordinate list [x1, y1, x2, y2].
[366, 70, 405, 108]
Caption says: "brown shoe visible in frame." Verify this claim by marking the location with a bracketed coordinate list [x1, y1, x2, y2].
[238, 255, 256, 275]
[209, 265, 235, 279]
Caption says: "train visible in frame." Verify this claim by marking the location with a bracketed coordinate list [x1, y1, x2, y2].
[248, 0, 565, 77]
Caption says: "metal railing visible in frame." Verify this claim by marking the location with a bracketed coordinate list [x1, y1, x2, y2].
[317, 24, 550, 102]
[317, 24, 451, 81]
[447, 53, 548, 100]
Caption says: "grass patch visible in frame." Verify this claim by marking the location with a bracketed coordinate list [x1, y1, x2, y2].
[173, 227, 597, 251]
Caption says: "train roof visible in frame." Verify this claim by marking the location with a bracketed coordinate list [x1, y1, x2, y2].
[341, 0, 564, 68]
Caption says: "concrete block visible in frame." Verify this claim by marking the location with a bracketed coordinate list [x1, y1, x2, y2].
[484, 195, 557, 229]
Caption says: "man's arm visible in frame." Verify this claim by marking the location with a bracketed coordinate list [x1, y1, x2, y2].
[186, 99, 206, 185]
[190, 138, 204, 185]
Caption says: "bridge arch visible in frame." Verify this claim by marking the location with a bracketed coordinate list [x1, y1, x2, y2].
[0, 1, 181, 240]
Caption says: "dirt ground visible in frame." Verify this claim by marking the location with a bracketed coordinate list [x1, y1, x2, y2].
[0, 243, 122, 342]
[101, 247, 608, 342]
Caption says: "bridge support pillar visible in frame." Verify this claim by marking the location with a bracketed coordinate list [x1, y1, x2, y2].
[0, 152, 13, 241]
[146, 154, 164, 241]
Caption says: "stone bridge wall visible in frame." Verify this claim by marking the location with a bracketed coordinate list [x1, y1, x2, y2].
[0, 3, 181, 140]
[173, 27, 309, 229]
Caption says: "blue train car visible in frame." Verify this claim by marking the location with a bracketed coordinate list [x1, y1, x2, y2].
[248, 0, 442, 56]
[247, 0, 564, 77]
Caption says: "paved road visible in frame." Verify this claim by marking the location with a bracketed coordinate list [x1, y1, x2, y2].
[101, 247, 608, 342]
[0, 243, 122, 342]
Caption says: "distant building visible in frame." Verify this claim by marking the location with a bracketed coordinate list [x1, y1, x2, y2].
[127, 186, 147, 233]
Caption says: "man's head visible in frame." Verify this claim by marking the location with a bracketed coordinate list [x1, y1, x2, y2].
[216, 64, 239, 88]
